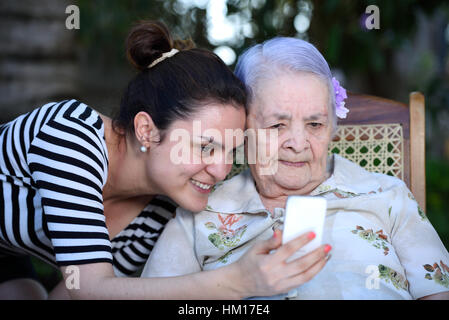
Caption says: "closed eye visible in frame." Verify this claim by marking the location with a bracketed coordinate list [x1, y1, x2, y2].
[308, 122, 323, 128]
[270, 123, 284, 129]
[201, 144, 214, 153]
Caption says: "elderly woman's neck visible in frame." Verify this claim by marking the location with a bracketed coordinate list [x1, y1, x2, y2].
[257, 183, 322, 214]
[259, 195, 288, 214]
[255, 171, 332, 214]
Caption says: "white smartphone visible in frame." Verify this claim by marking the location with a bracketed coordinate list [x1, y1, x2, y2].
[282, 196, 327, 260]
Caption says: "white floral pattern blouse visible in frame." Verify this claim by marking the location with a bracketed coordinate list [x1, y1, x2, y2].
[141, 154, 449, 299]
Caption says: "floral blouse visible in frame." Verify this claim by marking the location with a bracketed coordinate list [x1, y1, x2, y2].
[141, 154, 449, 299]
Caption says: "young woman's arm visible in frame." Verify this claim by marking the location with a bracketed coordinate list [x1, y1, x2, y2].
[61, 230, 329, 299]
[418, 292, 449, 300]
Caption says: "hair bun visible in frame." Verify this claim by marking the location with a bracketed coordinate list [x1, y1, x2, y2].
[126, 20, 173, 71]
[173, 38, 196, 51]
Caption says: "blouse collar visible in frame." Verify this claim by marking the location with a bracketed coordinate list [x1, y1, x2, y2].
[205, 154, 382, 214]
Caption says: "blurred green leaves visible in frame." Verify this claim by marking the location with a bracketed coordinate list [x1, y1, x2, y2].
[427, 158, 449, 249]
[76, 0, 209, 64]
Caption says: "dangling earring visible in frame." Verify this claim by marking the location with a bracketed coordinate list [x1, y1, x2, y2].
[139, 134, 149, 153]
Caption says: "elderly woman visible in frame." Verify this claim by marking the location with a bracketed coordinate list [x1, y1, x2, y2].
[141, 37, 449, 300]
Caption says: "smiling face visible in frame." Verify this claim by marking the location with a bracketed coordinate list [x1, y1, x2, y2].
[145, 103, 246, 212]
[247, 71, 333, 200]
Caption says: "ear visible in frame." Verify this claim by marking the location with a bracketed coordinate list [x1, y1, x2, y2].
[134, 111, 160, 149]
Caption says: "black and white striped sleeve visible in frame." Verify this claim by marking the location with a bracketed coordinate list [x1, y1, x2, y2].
[27, 108, 112, 267]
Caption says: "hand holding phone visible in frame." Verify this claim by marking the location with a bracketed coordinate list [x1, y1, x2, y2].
[282, 196, 327, 261]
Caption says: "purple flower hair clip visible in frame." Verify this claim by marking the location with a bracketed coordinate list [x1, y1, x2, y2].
[332, 77, 349, 119]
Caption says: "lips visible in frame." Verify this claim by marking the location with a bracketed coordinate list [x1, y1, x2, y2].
[279, 160, 307, 167]
[190, 179, 214, 194]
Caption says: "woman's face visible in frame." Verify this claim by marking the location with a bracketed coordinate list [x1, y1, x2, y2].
[146, 104, 246, 212]
[247, 71, 333, 197]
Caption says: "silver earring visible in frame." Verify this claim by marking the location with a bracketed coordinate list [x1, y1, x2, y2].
[140, 145, 147, 153]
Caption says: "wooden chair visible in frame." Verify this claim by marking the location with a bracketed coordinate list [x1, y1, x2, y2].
[331, 92, 426, 210]
[227, 92, 426, 211]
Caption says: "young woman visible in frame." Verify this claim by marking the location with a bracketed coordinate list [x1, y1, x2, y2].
[0, 21, 315, 299]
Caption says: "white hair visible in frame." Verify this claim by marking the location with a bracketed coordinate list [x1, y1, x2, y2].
[235, 37, 337, 133]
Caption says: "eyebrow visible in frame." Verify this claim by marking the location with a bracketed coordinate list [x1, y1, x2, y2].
[265, 112, 328, 122]
[265, 112, 292, 121]
[304, 113, 328, 121]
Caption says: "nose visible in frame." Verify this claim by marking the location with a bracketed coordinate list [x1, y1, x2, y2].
[282, 126, 309, 153]
[206, 161, 232, 182]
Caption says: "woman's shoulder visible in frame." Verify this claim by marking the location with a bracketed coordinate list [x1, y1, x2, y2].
[49, 99, 104, 131]
[332, 154, 408, 193]
[28, 99, 109, 170]
[42, 99, 108, 153]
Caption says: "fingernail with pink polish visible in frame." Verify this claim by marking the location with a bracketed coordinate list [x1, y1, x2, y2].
[308, 232, 316, 240]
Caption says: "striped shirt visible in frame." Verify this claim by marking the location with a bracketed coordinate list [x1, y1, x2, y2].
[0, 99, 175, 276]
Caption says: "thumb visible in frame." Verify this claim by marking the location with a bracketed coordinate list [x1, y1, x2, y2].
[255, 229, 282, 254]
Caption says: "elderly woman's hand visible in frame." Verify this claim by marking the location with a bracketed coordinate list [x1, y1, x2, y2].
[234, 229, 331, 298]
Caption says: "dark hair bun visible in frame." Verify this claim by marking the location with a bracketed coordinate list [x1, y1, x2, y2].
[126, 20, 173, 71]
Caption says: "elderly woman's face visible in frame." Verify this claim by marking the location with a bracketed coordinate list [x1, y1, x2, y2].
[247, 72, 332, 196]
